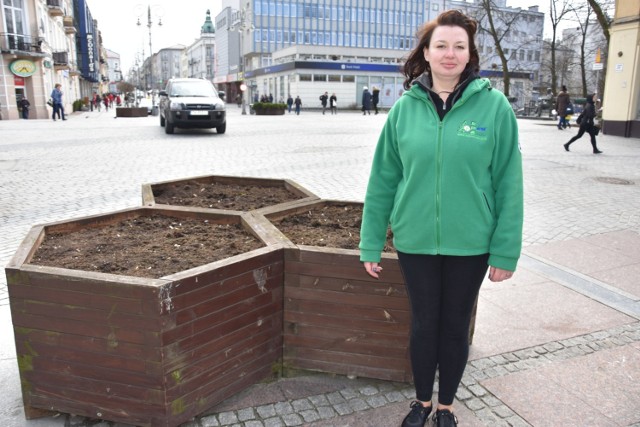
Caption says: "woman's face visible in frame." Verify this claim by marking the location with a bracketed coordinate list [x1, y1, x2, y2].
[423, 25, 470, 82]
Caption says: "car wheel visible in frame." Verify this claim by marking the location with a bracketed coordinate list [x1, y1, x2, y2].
[165, 120, 174, 134]
[216, 122, 226, 134]
[160, 113, 165, 127]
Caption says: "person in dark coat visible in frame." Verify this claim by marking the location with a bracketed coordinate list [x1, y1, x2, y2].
[564, 94, 602, 154]
[372, 87, 380, 114]
[319, 91, 328, 114]
[329, 93, 337, 115]
[286, 95, 294, 113]
[555, 85, 571, 130]
[18, 97, 30, 119]
[294, 96, 302, 115]
[362, 87, 372, 115]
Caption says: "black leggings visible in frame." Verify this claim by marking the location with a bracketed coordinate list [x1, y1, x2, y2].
[397, 252, 489, 405]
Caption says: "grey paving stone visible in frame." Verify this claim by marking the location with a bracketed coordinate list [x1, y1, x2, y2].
[200, 416, 220, 427]
[299, 409, 321, 423]
[263, 417, 285, 427]
[217, 411, 238, 425]
[238, 407, 256, 421]
[291, 398, 313, 412]
[281, 413, 303, 426]
[316, 406, 338, 420]
[244, 421, 265, 427]
[333, 402, 354, 415]
[359, 385, 379, 396]
[274, 402, 294, 416]
[308, 394, 330, 407]
[257, 404, 277, 418]
[365, 395, 388, 408]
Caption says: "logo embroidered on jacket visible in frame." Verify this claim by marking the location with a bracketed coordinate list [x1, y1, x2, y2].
[457, 121, 488, 141]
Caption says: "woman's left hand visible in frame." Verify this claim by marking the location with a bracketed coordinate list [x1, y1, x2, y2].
[488, 266, 514, 282]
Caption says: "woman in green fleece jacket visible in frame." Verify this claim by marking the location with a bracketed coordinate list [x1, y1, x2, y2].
[359, 10, 523, 427]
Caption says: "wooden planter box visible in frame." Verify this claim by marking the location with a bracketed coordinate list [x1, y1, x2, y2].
[115, 107, 149, 117]
[263, 200, 479, 383]
[5, 207, 288, 427]
[141, 175, 319, 216]
[262, 200, 413, 382]
[254, 108, 285, 115]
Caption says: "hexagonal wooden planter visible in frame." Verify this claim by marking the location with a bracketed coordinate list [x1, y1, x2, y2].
[141, 175, 319, 216]
[262, 200, 413, 382]
[5, 206, 289, 427]
[263, 200, 479, 383]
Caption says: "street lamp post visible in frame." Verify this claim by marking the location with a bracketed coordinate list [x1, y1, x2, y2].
[232, 8, 253, 115]
[136, 4, 162, 108]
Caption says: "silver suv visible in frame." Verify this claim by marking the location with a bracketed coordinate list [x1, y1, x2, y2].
[159, 78, 226, 134]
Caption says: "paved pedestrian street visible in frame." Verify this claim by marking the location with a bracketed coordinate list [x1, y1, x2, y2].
[1, 107, 639, 426]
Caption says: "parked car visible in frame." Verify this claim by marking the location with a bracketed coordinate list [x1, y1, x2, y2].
[158, 78, 226, 134]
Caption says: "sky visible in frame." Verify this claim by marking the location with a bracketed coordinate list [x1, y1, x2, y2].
[85, 0, 557, 74]
[85, 0, 223, 72]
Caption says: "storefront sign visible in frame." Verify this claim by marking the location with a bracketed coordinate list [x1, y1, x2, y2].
[87, 33, 95, 73]
[14, 76, 25, 86]
[9, 59, 37, 77]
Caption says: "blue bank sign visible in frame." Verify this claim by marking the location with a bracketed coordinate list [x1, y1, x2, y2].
[246, 61, 401, 78]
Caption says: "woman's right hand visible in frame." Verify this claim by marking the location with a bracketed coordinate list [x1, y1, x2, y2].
[364, 262, 382, 279]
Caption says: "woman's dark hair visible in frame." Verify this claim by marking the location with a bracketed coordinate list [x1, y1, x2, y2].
[401, 10, 480, 90]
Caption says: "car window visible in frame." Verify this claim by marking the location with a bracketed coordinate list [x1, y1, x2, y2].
[169, 81, 218, 98]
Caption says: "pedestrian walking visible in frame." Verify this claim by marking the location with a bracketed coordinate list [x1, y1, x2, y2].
[287, 95, 293, 113]
[319, 91, 328, 114]
[564, 94, 602, 154]
[329, 93, 337, 115]
[50, 83, 66, 121]
[555, 85, 571, 130]
[361, 87, 372, 115]
[359, 9, 523, 427]
[372, 87, 380, 114]
[294, 96, 302, 115]
[18, 97, 30, 119]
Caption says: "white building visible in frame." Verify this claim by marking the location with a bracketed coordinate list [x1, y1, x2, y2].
[104, 48, 122, 90]
[184, 10, 216, 81]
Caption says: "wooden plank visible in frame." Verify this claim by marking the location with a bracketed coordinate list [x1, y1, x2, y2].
[10, 310, 160, 346]
[284, 356, 410, 383]
[285, 259, 404, 283]
[10, 298, 163, 332]
[283, 322, 408, 347]
[13, 327, 163, 362]
[27, 390, 160, 427]
[165, 334, 281, 398]
[21, 368, 165, 404]
[285, 346, 406, 372]
[284, 310, 408, 335]
[168, 261, 283, 311]
[294, 273, 406, 293]
[165, 306, 282, 369]
[8, 267, 164, 300]
[285, 287, 410, 313]
[171, 287, 283, 344]
[17, 339, 162, 375]
[22, 355, 164, 388]
[164, 351, 279, 420]
[283, 332, 408, 359]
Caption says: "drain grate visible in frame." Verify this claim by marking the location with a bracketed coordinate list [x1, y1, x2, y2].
[594, 176, 635, 185]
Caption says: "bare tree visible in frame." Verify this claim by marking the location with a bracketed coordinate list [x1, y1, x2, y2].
[548, 0, 574, 96]
[586, 0, 611, 44]
[478, 0, 516, 96]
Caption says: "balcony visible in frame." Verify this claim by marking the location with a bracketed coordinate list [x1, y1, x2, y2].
[63, 16, 76, 34]
[0, 33, 45, 58]
[47, 0, 64, 17]
[53, 51, 69, 69]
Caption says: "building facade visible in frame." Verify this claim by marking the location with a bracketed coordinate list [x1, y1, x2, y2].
[184, 10, 216, 81]
[213, 0, 544, 110]
[602, 0, 640, 137]
[0, 0, 106, 120]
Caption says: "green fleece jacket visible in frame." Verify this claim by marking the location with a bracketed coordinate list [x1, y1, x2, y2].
[359, 77, 523, 271]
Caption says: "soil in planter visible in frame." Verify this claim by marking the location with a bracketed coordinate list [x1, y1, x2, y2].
[30, 196, 392, 279]
[152, 181, 303, 210]
[272, 204, 395, 252]
[31, 215, 264, 278]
